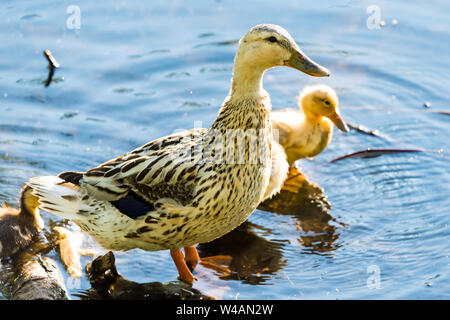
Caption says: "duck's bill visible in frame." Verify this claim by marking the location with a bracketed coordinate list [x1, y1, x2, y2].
[329, 112, 350, 132]
[285, 48, 330, 77]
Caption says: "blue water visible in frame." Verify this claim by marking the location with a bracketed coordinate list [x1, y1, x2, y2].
[1, 0, 449, 299]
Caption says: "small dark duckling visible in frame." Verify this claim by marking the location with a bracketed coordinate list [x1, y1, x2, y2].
[0, 185, 43, 258]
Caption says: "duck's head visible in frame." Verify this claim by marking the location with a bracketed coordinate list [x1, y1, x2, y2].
[299, 84, 349, 132]
[234, 24, 330, 77]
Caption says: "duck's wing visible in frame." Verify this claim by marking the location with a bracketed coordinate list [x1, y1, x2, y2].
[61, 129, 207, 208]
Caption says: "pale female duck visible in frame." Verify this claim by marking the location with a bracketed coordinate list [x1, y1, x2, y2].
[272, 84, 349, 165]
[0, 185, 43, 258]
[262, 85, 348, 201]
[28, 24, 329, 285]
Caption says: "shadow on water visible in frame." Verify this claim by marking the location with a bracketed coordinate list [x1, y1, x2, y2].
[197, 167, 343, 285]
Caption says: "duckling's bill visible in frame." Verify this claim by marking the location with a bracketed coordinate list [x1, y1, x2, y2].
[328, 111, 349, 132]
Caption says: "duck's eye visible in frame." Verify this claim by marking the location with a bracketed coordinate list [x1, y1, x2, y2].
[324, 100, 331, 106]
[266, 36, 278, 43]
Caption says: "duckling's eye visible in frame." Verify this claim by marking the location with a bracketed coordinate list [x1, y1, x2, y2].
[266, 36, 278, 43]
[324, 100, 331, 106]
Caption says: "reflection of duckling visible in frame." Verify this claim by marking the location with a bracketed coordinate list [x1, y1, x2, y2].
[0, 185, 43, 258]
[53, 226, 96, 278]
[272, 84, 349, 165]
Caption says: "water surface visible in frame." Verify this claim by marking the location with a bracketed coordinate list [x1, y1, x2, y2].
[0, 0, 449, 299]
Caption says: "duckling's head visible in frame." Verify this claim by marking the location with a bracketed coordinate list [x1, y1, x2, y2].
[299, 84, 349, 132]
[19, 184, 44, 230]
[234, 24, 330, 78]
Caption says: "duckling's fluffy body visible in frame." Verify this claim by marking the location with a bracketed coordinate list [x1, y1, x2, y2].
[0, 185, 43, 258]
[272, 84, 348, 165]
[263, 142, 289, 201]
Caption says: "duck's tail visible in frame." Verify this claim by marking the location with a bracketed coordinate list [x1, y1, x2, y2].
[28, 176, 83, 221]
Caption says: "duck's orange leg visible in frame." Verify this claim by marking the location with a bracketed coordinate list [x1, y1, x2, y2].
[170, 249, 195, 285]
[184, 246, 200, 272]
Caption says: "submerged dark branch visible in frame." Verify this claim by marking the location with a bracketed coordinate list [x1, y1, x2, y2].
[43, 50, 60, 87]
[330, 148, 423, 163]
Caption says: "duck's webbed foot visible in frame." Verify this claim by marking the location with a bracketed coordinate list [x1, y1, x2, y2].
[170, 249, 196, 286]
[184, 246, 200, 272]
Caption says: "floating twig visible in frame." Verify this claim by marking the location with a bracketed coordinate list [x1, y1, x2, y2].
[436, 111, 450, 116]
[346, 122, 387, 139]
[43, 49, 60, 87]
[330, 148, 423, 163]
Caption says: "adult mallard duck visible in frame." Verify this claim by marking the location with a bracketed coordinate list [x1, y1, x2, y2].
[0, 185, 43, 258]
[272, 84, 349, 165]
[28, 24, 329, 285]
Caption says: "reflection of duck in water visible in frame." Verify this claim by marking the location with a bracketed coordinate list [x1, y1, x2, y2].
[197, 221, 286, 285]
[198, 168, 343, 285]
[0, 185, 43, 258]
[260, 167, 343, 254]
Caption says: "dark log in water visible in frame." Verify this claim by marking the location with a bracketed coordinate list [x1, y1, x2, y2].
[11, 256, 68, 300]
[330, 148, 423, 163]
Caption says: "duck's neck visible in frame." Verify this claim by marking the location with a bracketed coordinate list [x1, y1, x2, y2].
[211, 53, 272, 131]
[229, 56, 266, 98]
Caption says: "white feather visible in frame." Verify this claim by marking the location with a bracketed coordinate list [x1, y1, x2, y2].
[28, 176, 82, 220]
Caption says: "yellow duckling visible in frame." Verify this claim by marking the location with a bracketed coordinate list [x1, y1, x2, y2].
[272, 84, 349, 165]
[0, 185, 43, 258]
[261, 85, 348, 201]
